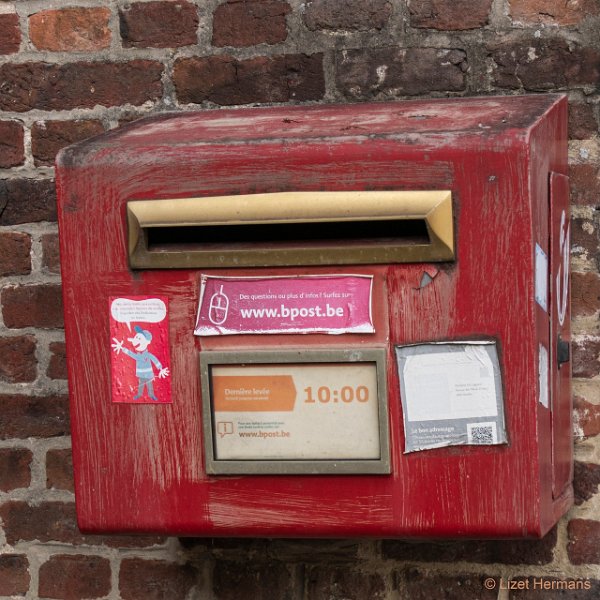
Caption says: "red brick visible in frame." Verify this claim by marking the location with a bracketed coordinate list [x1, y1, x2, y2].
[213, 0, 290, 47]
[383, 526, 557, 564]
[48, 341, 68, 380]
[305, 566, 386, 600]
[213, 561, 295, 600]
[2, 284, 64, 329]
[0, 502, 83, 545]
[409, 0, 493, 30]
[336, 47, 467, 99]
[0, 61, 163, 112]
[120, 1, 198, 48]
[0, 394, 69, 439]
[0, 554, 29, 596]
[29, 7, 110, 52]
[574, 461, 600, 506]
[491, 38, 600, 90]
[46, 448, 74, 491]
[0, 335, 37, 383]
[569, 103, 598, 140]
[119, 559, 196, 599]
[570, 163, 600, 206]
[574, 396, 600, 438]
[304, 0, 391, 31]
[572, 216, 598, 260]
[0, 120, 24, 167]
[42, 233, 61, 274]
[0, 179, 57, 225]
[509, 0, 600, 26]
[174, 53, 324, 105]
[568, 519, 600, 564]
[0, 13, 20, 55]
[39, 554, 111, 600]
[403, 570, 498, 600]
[32, 120, 104, 167]
[0, 231, 31, 276]
[572, 272, 600, 318]
[0, 448, 32, 491]
[572, 337, 600, 378]
[0, 501, 166, 547]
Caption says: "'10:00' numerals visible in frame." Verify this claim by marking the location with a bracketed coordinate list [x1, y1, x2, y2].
[304, 385, 369, 404]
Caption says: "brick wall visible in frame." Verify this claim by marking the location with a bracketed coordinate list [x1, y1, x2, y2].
[1, 1, 599, 598]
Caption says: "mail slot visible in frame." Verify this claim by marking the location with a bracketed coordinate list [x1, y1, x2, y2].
[56, 94, 572, 538]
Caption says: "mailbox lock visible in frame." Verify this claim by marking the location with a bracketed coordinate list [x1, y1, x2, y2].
[557, 335, 570, 366]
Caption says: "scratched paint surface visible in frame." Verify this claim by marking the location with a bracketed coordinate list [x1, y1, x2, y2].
[56, 95, 571, 538]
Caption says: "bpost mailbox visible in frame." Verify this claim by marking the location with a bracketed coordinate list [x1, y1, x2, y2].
[56, 94, 572, 538]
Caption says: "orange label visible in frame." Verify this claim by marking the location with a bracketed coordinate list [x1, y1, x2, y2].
[213, 375, 296, 412]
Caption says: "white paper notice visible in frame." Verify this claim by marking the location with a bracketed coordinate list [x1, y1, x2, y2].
[535, 243, 548, 311]
[538, 344, 549, 409]
[396, 342, 507, 452]
[403, 345, 498, 422]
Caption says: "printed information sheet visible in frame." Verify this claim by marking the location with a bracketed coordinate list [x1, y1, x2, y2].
[209, 362, 381, 460]
[395, 342, 507, 452]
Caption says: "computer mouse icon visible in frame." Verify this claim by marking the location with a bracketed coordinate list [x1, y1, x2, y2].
[209, 285, 229, 325]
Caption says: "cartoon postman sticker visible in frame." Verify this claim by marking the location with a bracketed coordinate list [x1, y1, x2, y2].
[109, 296, 171, 404]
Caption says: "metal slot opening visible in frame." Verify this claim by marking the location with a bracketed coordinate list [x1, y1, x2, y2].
[128, 191, 454, 268]
[147, 219, 430, 250]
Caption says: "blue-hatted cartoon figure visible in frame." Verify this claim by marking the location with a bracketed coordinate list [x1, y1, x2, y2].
[111, 325, 170, 401]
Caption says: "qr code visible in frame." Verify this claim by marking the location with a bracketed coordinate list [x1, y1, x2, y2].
[467, 422, 497, 445]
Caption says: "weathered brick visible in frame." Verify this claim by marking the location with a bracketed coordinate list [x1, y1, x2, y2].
[0, 61, 163, 112]
[32, 120, 104, 167]
[0, 554, 29, 596]
[336, 47, 467, 99]
[0, 13, 20, 55]
[305, 565, 386, 600]
[46, 448, 74, 491]
[0, 394, 69, 439]
[569, 103, 598, 140]
[574, 396, 600, 438]
[574, 461, 600, 506]
[403, 570, 497, 599]
[42, 233, 61, 274]
[48, 341, 67, 380]
[120, 1, 198, 48]
[509, 0, 600, 26]
[491, 39, 600, 90]
[0, 120, 24, 167]
[572, 337, 600, 378]
[572, 272, 600, 317]
[0, 231, 31, 276]
[510, 578, 600, 599]
[568, 519, 600, 564]
[0, 502, 82, 545]
[303, 0, 390, 31]
[2, 284, 64, 329]
[119, 559, 197, 600]
[0, 335, 37, 383]
[0, 501, 164, 548]
[213, 0, 290, 47]
[409, 0, 493, 30]
[29, 7, 111, 52]
[0, 179, 56, 225]
[383, 526, 557, 564]
[0, 448, 32, 492]
[39, 554, 111, 600]
[174, 53, 324, 105]
[570, 163, 600, 206]
[572, 216, 598, 261]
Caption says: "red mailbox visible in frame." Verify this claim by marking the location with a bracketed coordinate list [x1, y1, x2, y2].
[56, 94, 571, 538]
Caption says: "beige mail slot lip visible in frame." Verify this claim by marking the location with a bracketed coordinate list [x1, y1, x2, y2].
[127, 190, 454, 269]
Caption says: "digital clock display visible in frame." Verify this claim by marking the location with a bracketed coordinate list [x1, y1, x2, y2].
[201, 349, 390, 474]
